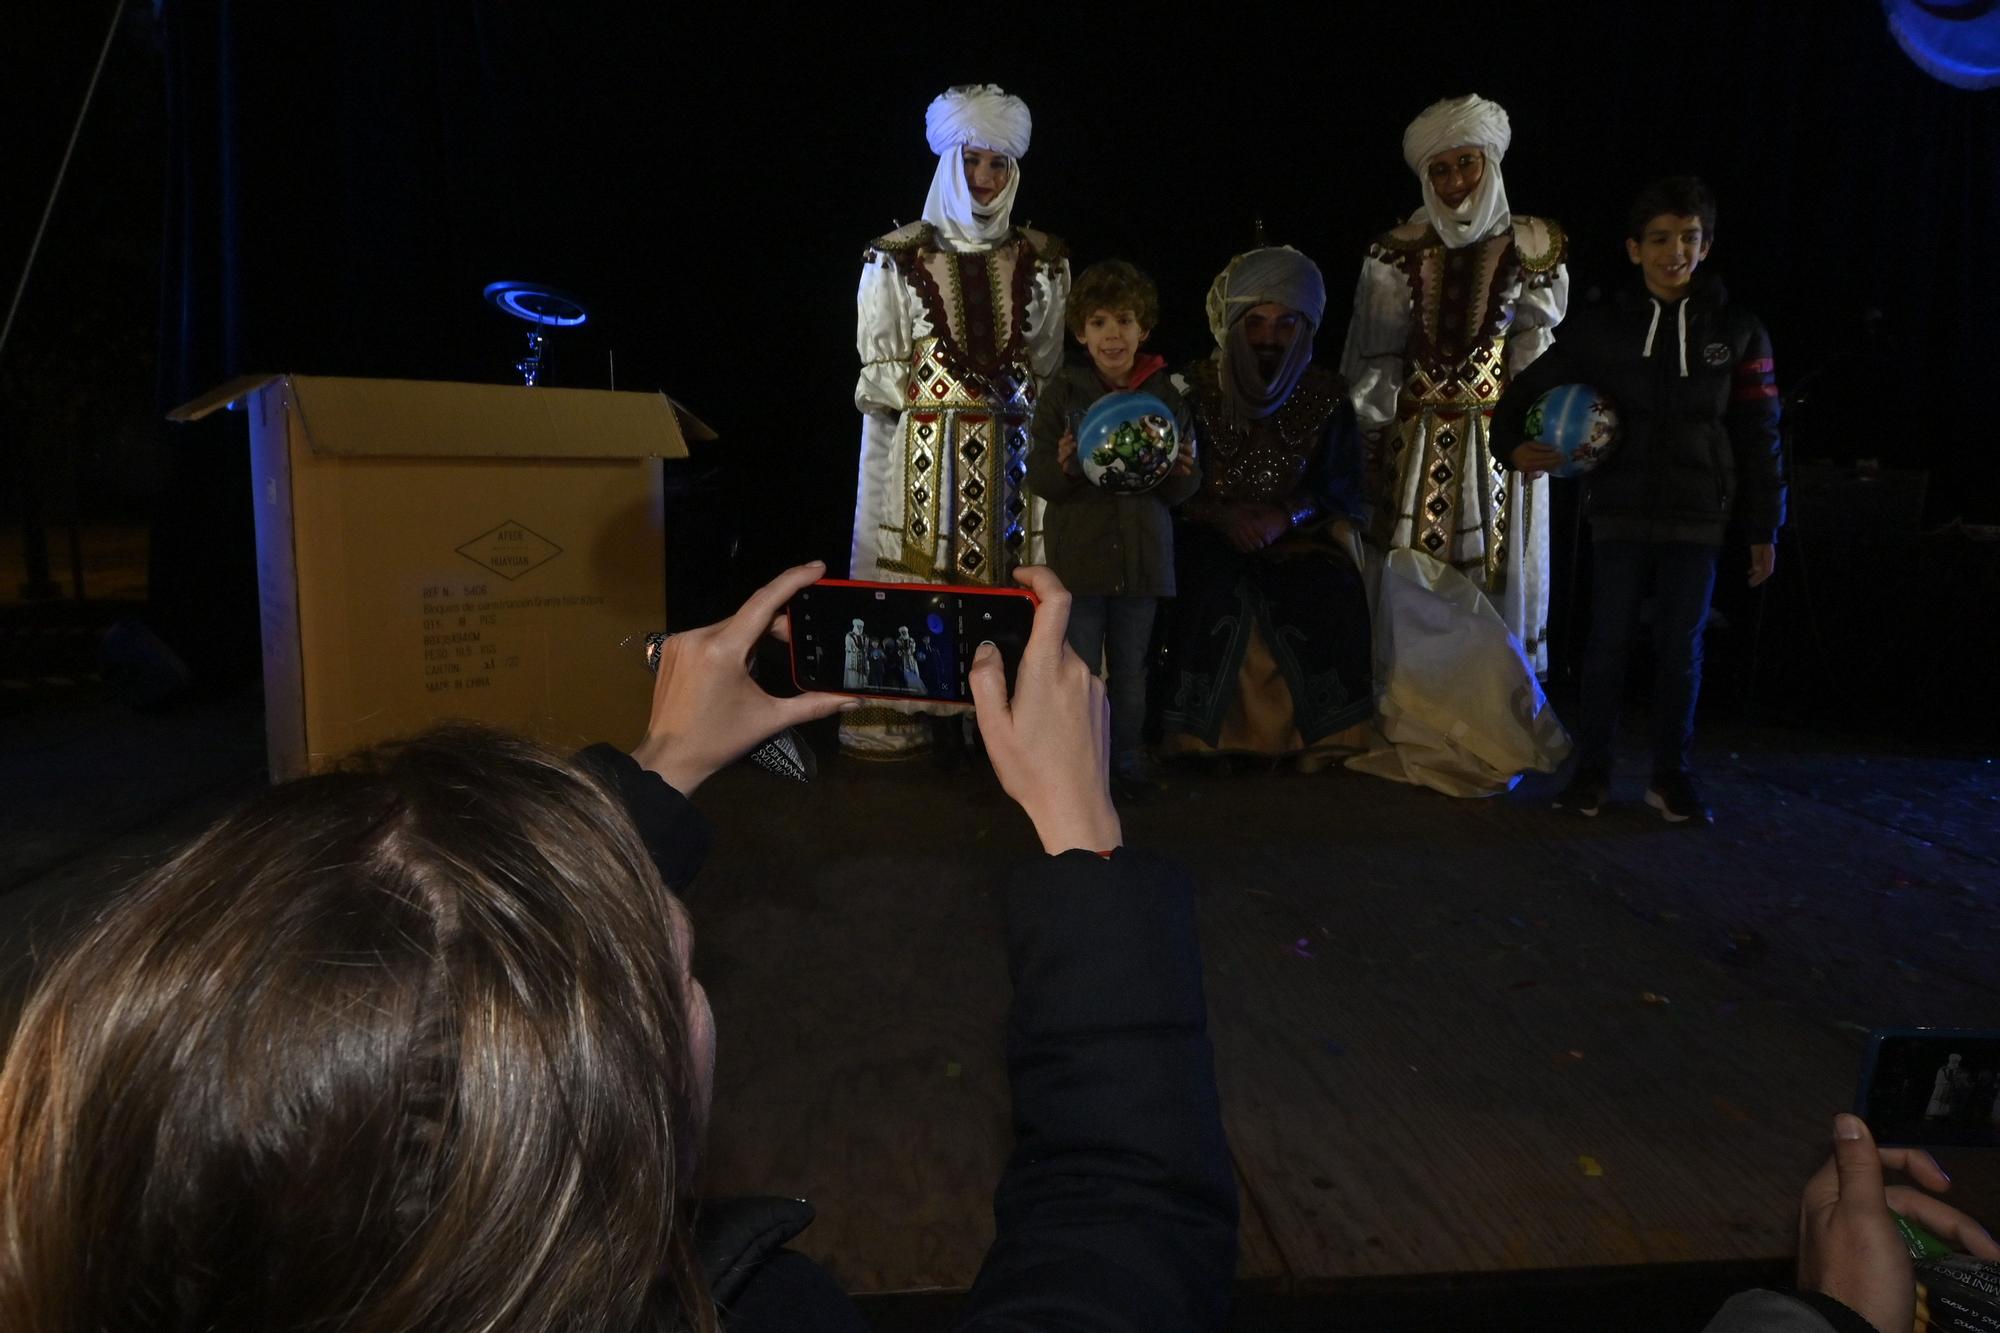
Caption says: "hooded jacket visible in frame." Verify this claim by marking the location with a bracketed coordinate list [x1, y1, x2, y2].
[1491, 272, 1784, 547]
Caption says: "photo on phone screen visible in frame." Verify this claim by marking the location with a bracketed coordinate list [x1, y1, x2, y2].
[1855, 1028, 2000, 1149]
[787, 580, 1036, 704]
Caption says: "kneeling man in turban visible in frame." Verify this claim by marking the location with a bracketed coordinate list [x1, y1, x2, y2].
[1162, 246, 1374, 770]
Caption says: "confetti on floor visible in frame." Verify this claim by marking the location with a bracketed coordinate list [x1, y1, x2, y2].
[1578, 1156, 1604, 1177]
[944, 1061, 961, 1078]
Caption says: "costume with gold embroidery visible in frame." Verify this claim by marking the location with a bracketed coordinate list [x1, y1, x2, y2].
[852, 221, 1068, 587]
[1340, 214, 1568, 671]
[844, 84, 1069, 757]
[1163, 357, 1374, 761]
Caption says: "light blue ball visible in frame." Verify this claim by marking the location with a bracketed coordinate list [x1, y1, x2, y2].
[1523, 384, 1620, 479]
[1077, 391, 1179, 493]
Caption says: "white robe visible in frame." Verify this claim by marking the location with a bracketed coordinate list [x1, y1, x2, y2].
[851, 223, 1067, 586]
[1341, 214, 1568, 675]
[1345, 548, 1571, 797]
[843, 630, 870, 690]
[844, 223, 1067, 754]
[895, 637, 924, 691]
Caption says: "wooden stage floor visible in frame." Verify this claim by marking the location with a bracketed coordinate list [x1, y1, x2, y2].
[686, 731, 2000, 1317]
[5, 698, 1998, 1326]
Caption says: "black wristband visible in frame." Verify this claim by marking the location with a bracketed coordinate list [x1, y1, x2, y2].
[1793, 1289, 1883, 1333]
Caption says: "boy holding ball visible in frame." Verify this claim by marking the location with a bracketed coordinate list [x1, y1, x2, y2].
[1493, 177, 1785, 824]
[1027, 260, 1198, 796]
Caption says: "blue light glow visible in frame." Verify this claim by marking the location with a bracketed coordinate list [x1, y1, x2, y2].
[1884, 0, 2000, 89]
[482, 281, 590, 327]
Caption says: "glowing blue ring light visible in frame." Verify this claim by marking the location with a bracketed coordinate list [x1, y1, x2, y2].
[483, 281, 590, 327]
[1883, 0, 2000, 89]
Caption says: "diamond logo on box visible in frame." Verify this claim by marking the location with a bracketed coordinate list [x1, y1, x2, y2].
[455, 520, 563, 581]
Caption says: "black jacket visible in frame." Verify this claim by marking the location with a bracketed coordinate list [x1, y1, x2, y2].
[1491, 273, 1785, 547]
[577, 745, 1239, 1332]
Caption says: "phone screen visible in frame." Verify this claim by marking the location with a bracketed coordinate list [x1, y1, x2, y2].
[1856, 1029, 2000, 1149]
[788, 581, 1036, 704]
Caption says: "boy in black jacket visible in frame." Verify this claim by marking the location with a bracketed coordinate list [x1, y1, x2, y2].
[1492, 177, 1784, 824]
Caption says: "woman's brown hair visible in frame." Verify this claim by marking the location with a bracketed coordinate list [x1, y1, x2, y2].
[0, 726, 715, 1332]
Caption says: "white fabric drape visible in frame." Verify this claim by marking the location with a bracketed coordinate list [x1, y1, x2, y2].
[1346, 549, 1571, 797]
[921, 150, 1021, 250]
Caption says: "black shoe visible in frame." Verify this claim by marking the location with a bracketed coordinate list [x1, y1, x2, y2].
[1113, 772, 1165, 804]
[1554, 767, 1609, 817]
[1646, 770, 1714, 825]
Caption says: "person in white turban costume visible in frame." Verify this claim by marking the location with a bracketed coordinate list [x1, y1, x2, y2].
[844, 84, 1070, 758]
[1338, 93, 1570, 673]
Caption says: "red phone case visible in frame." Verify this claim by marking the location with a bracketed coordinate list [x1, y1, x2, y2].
[788, 578, 1038, 703]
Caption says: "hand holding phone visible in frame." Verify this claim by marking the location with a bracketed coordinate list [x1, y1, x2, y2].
[631, 561, 855, 795]
[968, 566, 1122, 857]
[1796, 1113, 2000, 1333]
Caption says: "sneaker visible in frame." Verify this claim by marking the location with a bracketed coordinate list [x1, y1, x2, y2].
[1645, 770, 1714, 825]
[1554, 767, 1609, 817]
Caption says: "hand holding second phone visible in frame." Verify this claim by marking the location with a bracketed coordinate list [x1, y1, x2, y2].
[969, 566, 1122, 857]
[631, 560, 856, 795]
[1796, 1113, 2000, 1333]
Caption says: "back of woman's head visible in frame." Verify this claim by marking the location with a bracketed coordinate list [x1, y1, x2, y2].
[0, 726, 713, 1332]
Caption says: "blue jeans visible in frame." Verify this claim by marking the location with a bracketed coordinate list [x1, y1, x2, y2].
[1576, 540, 1718, 778]
[1065, 595, 1158, 776]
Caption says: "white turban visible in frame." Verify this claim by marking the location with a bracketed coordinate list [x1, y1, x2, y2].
[925, 84, 1032, 158]
[921, 84, 1031, 251]
[1402, 93, 1514, 250]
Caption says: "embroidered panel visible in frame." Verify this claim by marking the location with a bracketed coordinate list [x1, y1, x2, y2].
[1183, 361, 1343, 508]
[894, 337, 1034, 583]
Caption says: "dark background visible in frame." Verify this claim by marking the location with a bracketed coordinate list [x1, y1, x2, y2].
[5, 0, 1998, 734]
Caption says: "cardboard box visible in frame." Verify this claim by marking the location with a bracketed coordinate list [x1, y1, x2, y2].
[172, 374, 708, 780]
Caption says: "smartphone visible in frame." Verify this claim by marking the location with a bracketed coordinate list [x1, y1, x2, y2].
[1855, 1028, 2000, 1149]
[788, 578, 1038, 705]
